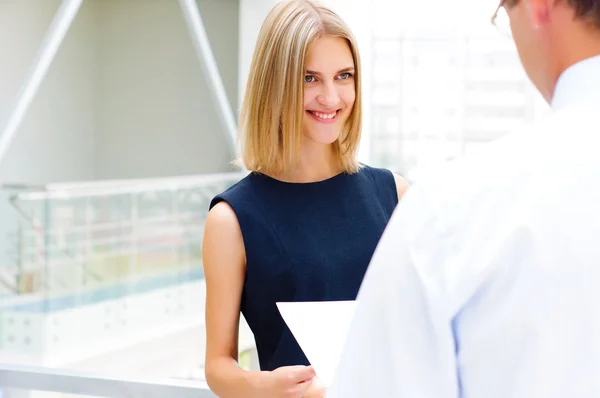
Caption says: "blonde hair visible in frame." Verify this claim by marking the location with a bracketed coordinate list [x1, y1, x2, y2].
[236, 0, 362, 175]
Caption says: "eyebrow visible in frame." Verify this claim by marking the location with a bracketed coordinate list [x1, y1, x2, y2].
[305, 67, 355, 75]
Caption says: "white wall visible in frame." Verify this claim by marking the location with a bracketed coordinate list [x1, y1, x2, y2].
[0, 0, 97, 185]
[94, 0, 237, 180]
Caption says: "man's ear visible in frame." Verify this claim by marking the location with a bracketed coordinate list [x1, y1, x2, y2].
[525, 0, 552, 28]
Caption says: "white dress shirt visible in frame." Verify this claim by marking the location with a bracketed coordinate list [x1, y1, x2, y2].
[327, 55, 600, 398]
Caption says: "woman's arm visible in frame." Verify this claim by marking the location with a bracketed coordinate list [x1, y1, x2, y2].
[203, 201, 262, 397]
[203, 202, 315, 398]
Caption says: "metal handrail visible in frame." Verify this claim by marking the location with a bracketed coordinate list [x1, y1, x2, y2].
[16, 172, 246, 201]
[0, 364, 216, 398]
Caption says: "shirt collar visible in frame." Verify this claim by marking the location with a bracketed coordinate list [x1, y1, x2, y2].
[551, 55, 600, 111]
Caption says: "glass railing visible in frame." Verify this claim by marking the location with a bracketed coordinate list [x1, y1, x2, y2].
[0, 183, 46, 299]
[0, 172, 254, 397]
[5, 173, 245, 299]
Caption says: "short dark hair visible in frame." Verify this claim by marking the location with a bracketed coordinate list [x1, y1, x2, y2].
[505, 0, 600, 28]
[568, 0, 600, 27]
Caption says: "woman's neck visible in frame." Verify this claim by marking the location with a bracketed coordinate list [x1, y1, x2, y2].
[272, 143, 342, 183]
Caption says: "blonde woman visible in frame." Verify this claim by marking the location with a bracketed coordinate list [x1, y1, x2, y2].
[202, 1, 408, 397]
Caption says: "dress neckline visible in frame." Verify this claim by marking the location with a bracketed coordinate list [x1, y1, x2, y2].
[253, 170, 349, 186]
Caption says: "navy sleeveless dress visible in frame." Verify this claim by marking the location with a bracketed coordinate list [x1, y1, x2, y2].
[209, 165, 398, 371]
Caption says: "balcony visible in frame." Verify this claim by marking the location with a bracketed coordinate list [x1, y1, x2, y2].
[0, 172, 254, 398]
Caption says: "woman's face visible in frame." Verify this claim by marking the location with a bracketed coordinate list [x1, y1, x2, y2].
[302, 36, 356, 146]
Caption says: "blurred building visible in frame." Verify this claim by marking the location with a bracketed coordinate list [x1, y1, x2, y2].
[368, 0, 547, 177]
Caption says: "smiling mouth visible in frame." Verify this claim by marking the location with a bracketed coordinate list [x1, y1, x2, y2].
[306, 110, 340, 123]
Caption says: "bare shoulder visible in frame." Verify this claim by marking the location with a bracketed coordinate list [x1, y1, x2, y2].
[391, 172, 409, 202]
[203, 201, 245, 267]
[205, 201, 240, 231]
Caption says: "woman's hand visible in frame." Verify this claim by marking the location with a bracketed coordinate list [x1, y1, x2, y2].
[303, 376, 326, 398]
[253, 365, 316, 398]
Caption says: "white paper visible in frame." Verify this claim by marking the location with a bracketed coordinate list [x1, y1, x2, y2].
[276, 300, 357, 386]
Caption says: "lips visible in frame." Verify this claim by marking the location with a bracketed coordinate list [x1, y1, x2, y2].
[306, 109, 340, 123]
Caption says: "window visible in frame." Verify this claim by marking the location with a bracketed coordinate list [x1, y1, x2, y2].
[365, 0, 547, 177]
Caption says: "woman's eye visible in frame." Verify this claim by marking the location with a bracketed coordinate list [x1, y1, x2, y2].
[338, 72, 352, 80]
[304, 75, 316, 83]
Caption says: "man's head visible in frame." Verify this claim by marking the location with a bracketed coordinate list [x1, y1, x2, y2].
[495, 0, 600, 103]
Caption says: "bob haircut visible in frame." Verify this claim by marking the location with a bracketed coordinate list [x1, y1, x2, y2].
[236, 0, 362, 175]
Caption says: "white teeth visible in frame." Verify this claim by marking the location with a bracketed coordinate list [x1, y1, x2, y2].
[312, 111, 336, 120]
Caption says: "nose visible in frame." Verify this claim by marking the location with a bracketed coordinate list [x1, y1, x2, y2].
[317, 82, 340, 107]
